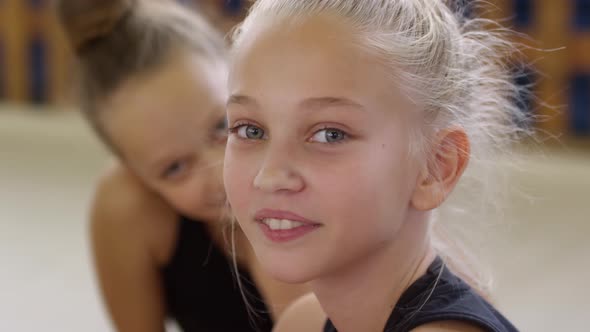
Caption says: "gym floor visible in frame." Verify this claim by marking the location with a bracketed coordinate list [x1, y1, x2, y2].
[1, 107, 589, 331]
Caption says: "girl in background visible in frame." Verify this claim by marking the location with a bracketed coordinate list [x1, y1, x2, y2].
[56, 0, 308, 331]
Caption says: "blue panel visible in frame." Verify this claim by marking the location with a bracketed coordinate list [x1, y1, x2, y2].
[28, 0, 46, 10]
[29, 34, 47, 104]
[452, 0, 474, 18]
[223, 0, 244, 15]
[571, 73, 590, 135]
[574, 0, 590, 30]
[176, 0, 245, 15]
[513, 0, 533, 28]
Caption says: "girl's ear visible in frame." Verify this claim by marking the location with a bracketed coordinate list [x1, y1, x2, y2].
[411, 127, 470, 211]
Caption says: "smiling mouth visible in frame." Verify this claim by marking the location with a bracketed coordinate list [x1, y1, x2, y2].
[256, 218, 321, 243]
[253, 209, 322, 243]
[260, 218, 306, 230]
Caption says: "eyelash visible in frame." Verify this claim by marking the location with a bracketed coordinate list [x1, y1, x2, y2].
[228, 121, 351, 144]
[161, 160, 184, 179]
[312, 126, 349, 144]
[227, 121, 250, 134]
[227, 120, 263, 137]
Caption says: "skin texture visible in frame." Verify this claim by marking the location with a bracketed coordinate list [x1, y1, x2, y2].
[272, 294, 484, 332]
[102, 52, 229, 223]
[225, 15, 473, 332]
[91, 51, 308, 332]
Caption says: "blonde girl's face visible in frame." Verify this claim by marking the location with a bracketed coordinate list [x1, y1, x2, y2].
[224, 16, 425, 283]
[103, 52, 228, 222]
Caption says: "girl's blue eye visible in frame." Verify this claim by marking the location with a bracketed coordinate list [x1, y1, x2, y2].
[233, 124, 265, 140]
[311, 128, 347, 143]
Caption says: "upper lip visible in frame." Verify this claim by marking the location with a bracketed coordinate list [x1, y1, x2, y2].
[254, 209, 320, 225]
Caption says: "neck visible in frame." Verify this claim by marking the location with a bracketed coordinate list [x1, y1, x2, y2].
[312, 212, 435, 332]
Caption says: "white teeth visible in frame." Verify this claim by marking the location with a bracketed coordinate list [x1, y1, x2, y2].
[280, 219, 290, 230]
[262, 218, 304, 230]
[269, 218, 280, 230]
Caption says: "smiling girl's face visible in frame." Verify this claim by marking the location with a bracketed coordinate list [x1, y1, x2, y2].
[224, 15, 427, 283]
[102, 51, 228, 222]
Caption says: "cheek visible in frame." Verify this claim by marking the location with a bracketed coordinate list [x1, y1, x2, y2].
[159, 177, 219, 219]
[315, 143, 415, 237]
[223, 148, 257, 216]
[156, 185, 195, 217]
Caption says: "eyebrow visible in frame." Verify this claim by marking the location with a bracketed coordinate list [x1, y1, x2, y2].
[299, 96, 364, 111]
[227, 94, 258, 108]
[227, 94, 365, 112]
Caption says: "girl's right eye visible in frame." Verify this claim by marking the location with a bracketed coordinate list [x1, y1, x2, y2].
[229, 123, 266, 140]
[161, 159, 189, 181]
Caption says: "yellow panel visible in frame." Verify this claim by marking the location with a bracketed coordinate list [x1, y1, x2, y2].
[535, 0, 571, 135]
[4, 0, 26, 103]
[47, 8, 75, 106]
[571, 33, 590, 72]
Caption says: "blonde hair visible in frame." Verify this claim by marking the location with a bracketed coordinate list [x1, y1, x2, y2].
[232, 0, 532, 297]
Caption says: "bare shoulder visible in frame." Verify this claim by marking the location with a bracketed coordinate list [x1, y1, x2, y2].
[272, 293, 326, 332]
[91, 164, 179, 266]
[92, 164, 167, 216]
[411, 321, 486, 332]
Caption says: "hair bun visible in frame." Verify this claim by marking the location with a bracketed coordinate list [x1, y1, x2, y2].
[57, 0, 136, 53]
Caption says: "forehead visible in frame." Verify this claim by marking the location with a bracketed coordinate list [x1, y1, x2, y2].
[230, 15, 395, 105]
[102, 52, 227, 161]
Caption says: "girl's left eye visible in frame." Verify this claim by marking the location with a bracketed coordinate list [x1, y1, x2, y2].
[212, 117, 228, 142]
[310, 128, 348, 143]
[215, 116, 228, 132]
[229, 123, 266, 140]
[161, 160, 189, 180]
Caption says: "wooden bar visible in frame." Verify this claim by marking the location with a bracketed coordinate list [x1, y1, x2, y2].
[536, 0, 571, 135]
[0, 3, 5, 99]
[4, 0, 26, 103]
[47, 9, 74, 106]
[0, 0, 584, 135]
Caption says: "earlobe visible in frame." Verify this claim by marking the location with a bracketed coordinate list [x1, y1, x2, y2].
[410, 128, 470, 211]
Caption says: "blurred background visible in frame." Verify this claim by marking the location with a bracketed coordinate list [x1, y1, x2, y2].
[0, 0, 588, 331]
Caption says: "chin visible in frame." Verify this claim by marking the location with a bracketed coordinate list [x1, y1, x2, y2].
[254, 247, 321, 284]
[269, 268, 312, 284]
[268, 267, 314, 285]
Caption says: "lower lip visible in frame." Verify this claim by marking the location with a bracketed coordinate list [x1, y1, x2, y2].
[257, 221, 320, 243]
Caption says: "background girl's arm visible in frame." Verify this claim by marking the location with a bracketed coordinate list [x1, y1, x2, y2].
[271, 293, 326, 332]
[90, 166, 178, 332]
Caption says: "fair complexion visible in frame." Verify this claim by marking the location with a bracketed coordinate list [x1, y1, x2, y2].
[91, 51, 308, 332]
[225, 15, 471, 332]
[102, 51, 228, 223]
[91, 51, 228, 332]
